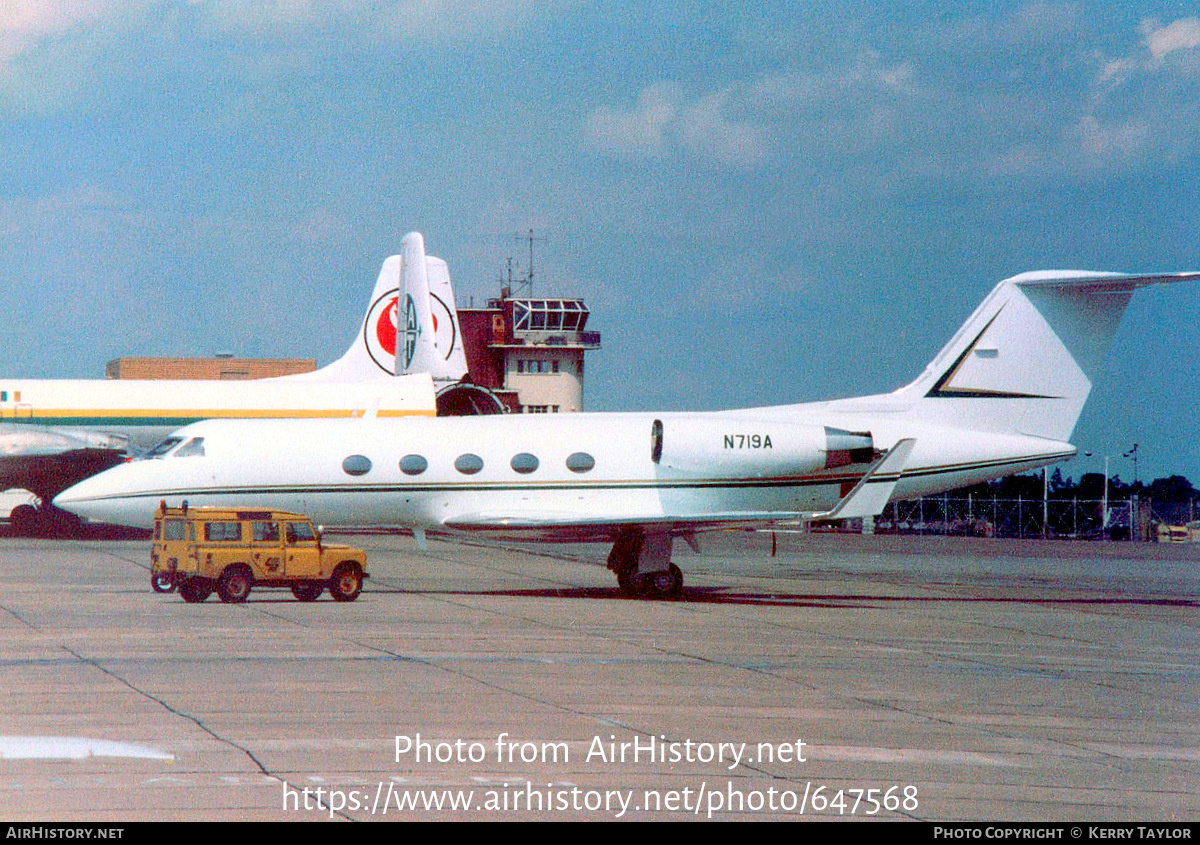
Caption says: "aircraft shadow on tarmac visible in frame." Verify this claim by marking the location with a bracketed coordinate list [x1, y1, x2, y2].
[358, 585, 1200, 609]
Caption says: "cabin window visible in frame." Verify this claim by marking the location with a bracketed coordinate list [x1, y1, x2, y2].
[565, 452, 595, 473]
[510, 453, 539, 474]
[173, 437, 205, 458]
[163, 519, 186, 541]
[455, 454, 484, 475]
[399, 455, 428, 475]
[205, 521, 241, 542]
[343, 455, 372, 476]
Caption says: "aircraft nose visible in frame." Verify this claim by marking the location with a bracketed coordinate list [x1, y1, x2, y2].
[53, 475, 132, 526]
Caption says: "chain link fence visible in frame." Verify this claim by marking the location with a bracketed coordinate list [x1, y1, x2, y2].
[868, 496, 1200, 541]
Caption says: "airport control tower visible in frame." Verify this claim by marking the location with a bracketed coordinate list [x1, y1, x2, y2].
[458, 292, 601, 413]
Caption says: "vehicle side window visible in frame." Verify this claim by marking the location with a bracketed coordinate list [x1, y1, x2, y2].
[163, 520, 186, 541]
[205, 521, 242, 542]
[286, 522, 317, 544]
[251, 521, 279, 542]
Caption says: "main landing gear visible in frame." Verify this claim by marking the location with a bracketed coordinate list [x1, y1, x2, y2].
[8, 504, 83, 538]
[606, 527, 684, 600]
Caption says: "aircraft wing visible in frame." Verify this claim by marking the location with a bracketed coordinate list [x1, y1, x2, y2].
[0, 424, 130, 500]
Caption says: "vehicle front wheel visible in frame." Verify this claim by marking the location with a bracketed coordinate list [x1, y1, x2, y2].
[217, 566, 253, 604]
[151, 572, 175, 593]
[328, 564, 363, 602]
[291, 582, 323, 602]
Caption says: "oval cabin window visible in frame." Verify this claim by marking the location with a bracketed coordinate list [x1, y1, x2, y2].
[399, 455, 428, 475]
[565, 452, 595, 473]
[342, 455, 372, 476]
[510, 453, 539, 474]
[455, 454, 484, 475]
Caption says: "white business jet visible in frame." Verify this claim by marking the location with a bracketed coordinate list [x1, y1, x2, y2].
[55, 269, 1198, 597]
[2, 233, 467, 532]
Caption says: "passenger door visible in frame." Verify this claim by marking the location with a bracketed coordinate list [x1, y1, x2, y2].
[284, 521, 322, 578]
[250, 520, 284, 579]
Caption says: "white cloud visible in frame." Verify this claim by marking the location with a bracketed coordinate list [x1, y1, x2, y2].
[1144, 17, 1200, 64]
[0, 1, 130, 63]
[190, 0, 560, 41]
[1100, 16, 1200, 82]
[676, 91, 770, 168]
[1075, 115, 1152, 167]
[585, 82, 680, 158]
[586, 81, 774, 168]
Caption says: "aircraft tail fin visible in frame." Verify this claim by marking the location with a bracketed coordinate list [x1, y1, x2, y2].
[897, 271, 1200, 441]
[281, 232, 467, 383]
[397, 232, 469, 384]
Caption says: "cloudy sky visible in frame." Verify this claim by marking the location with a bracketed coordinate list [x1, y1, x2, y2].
[2, 1, 1199, 483]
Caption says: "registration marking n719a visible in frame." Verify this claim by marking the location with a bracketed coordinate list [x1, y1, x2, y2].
[724, 434, 773, 449]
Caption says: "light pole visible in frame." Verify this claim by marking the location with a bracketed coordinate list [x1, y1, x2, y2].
[1124, 444, 1139, 541]
[1085, 448, 1136, 540]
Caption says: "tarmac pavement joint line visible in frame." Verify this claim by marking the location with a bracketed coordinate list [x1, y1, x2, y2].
[56, 645, 358, 822]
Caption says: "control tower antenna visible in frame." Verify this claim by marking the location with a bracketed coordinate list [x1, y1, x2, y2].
[512, 229, 545, 297]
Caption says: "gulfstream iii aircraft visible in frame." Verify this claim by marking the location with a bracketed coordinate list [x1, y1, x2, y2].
[1, 234, 469, 532]
[56, 270, 1198, 597]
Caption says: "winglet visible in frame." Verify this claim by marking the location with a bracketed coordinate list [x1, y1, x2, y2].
[809, 438, 915, 522]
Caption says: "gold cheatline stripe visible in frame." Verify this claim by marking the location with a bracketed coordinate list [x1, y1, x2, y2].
[27, 408, 436, 419]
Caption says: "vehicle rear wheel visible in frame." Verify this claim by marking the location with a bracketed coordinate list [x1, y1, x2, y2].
[291, 581, 323, 602]
[151, 572, 175, 593]
[328, 563, 363, 602]
[217, 566, 253, 604]
[179, 578, 212, 603]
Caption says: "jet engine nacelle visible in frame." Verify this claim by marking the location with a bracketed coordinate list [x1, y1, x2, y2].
[652, 418, 874, 478]
[0, 426, 129, 457]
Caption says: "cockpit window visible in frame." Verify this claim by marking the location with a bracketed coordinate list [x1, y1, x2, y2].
[142, 437, 183, 459]
[173, 437, 205, 458]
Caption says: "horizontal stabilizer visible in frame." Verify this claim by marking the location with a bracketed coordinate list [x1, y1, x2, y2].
[1010, 270, 1200, 291]
[808, 438, 915, 522]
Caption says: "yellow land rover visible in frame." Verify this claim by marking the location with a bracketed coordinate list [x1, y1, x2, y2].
[151, 503, 368, 604]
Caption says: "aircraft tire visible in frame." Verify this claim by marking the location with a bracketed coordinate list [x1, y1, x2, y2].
[217, 566, 253, 604]
[9, 505, 42, 536]
[616, 565, 640, 596]
[646, 565, 683, 600]
[179, 578, 212, 603]
[291, 582, 323, 602]
[329, 563, 363, 602]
